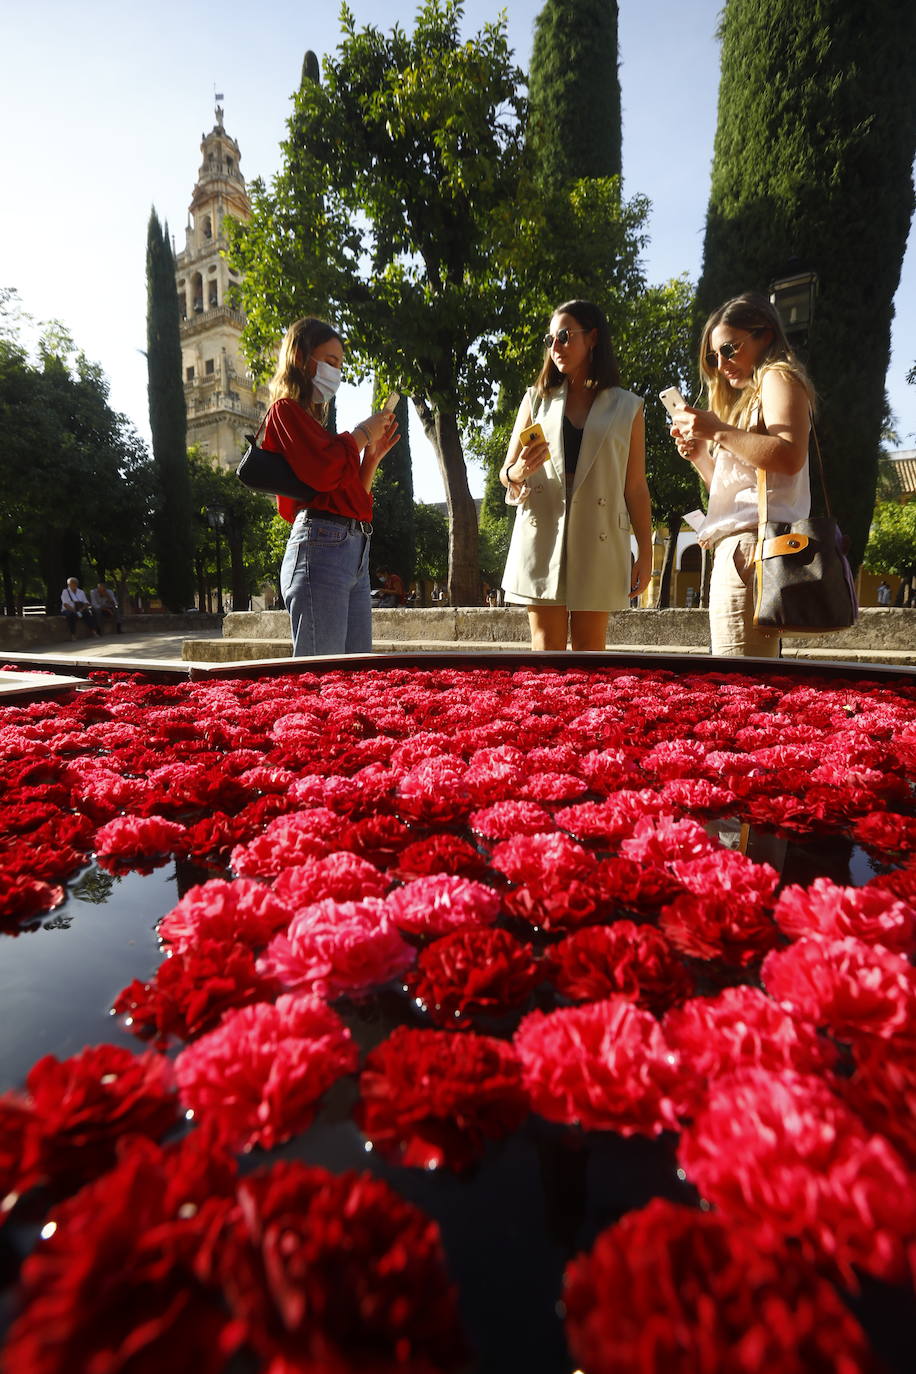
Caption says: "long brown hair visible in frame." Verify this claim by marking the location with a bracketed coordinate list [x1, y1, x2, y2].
[535, 299, 620, 396]
[700, 292, 814, 428]
[269, 316, 342, 421]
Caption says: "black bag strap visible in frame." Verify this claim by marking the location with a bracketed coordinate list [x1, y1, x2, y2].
[756, 409, 832, 528]
[246, 407, 270, 446]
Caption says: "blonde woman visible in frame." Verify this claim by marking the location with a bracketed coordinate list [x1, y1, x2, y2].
[500, 300, 652, 650]
[264, 317, 398, 656]
[668, 292, 815, 657]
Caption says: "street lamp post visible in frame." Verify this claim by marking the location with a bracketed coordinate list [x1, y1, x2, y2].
[205, 505, 226, 616]
[769, 271, 818, 340]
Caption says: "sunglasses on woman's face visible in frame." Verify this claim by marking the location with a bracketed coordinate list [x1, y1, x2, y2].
[704, 329, 763, 369]
[543, 327, 588, 349]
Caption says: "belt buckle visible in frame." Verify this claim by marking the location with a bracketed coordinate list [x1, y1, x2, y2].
[359, 520, 373, 536]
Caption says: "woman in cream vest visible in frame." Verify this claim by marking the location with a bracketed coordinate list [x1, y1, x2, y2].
[500, 300, 652, 650]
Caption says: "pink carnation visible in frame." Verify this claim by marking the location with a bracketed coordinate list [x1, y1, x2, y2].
[514, 999, 684, 1135]
[773, 878, 916, 953]
[383, 874, 501, 936]
[663, 986, 834, 1111]
[258, 898, 415, 998]
[678, 1067, 916, 1285]
[230, 810, 339, 877]
[468, 800, 556, 839]
[762, 936, 916, 1042]
[94, 813, 189, 861]
[158, 878, 290, 954]
[175, 994, 357, 1151]
[489, 831, 596, 886]
[270, 851, 389, 908]
[618, 815, 715, 867]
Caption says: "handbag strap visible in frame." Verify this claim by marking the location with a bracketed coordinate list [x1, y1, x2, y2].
[248, 408, 270, 445]
[756, 410, 833, 529]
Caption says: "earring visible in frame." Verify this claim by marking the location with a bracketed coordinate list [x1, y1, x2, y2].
[584, 348, 598, 388]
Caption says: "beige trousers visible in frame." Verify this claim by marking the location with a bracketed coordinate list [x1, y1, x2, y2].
[708, 531, 780, 658]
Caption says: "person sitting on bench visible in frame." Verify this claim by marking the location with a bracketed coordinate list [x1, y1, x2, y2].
[61, 577, 101, 640]
[90, 581, 123, 633]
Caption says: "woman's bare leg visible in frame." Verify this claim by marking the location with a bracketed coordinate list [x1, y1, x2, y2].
[528, 606, 569, 650]
[569, 611, 609, 651]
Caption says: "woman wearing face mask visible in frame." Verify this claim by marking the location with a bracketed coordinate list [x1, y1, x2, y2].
[264, 317, 399, 657]
[500, 299, 652, 650]
[667, 292, 814, 657]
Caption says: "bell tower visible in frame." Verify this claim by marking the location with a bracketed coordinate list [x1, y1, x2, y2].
[175, 100, 267, 466]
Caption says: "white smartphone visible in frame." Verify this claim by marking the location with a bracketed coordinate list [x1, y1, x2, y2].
[382, 391, 400, 412]
[659, 386, 687, 420]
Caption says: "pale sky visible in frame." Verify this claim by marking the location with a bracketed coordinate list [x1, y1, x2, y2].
[2, 0, 914, 503]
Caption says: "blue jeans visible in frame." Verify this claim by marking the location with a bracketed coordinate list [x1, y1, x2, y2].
[280, 511, 372, 657]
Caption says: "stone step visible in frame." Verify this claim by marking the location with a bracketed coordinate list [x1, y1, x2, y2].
[221, 607, 916, 653]
[182, 636, 916, 667]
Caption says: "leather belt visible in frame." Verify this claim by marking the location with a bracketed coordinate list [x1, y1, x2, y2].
[302, 509, 373, 536]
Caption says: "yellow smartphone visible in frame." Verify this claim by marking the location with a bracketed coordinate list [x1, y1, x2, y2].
[519, 421, 546, 447]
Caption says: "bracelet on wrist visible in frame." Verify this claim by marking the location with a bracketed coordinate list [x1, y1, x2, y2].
[354, 423, 370, 447]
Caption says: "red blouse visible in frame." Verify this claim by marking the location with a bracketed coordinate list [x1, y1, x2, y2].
[264, 398, 371, 525]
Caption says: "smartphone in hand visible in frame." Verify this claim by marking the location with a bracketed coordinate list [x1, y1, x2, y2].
[382, 392, 400, 412]
[519, 421, 546, 447]
[659, 387, 687, 420]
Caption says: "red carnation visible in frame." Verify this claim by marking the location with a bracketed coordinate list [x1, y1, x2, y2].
[468, 799, 556, 840]
[548, 921, 692, 1014]
[762, 936, 916, 1042]
[842, 1041, 916, 1168]
[0, 869, 65, 924]
[514, 999, 684, 1135]
[175, 994, 357, 1151]
[619, 814, 715, 867]
[384, 873, 501, 937]
[13, 1044, 178, 1199]
[391, 833, 491, 880]
[406, 927, 542, 1025]
[3, 1137, 235, 1374]
[113, 939, 277, 1044]
[357, 1026, 528, 1171]
[660, 891, 779, 965]
[564, 1197, 879, 1374]
[678, 1067, 916, 1285]
[201, 1160, 468, 1372]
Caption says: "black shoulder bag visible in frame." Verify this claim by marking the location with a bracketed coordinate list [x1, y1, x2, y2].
[237, 411, 318, 502]
[752, 422, 858, 636]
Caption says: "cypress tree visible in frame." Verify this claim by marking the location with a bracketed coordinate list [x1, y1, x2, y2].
[146, 208, 195, 611]
[698, 0, 916, 566]
[528, 0, 622, 185]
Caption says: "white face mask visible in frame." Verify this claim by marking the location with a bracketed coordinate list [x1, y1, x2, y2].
[311, 360, 342, 401]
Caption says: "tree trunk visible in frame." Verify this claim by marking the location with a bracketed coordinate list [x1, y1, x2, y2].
[655, 513, 682, 609]
[1, 551, 14, 616]
[229, 530, 250, 612]
[413, 400, 480, 606]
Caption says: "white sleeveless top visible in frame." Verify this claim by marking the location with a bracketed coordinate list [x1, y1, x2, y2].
[696, 402, 810, 548]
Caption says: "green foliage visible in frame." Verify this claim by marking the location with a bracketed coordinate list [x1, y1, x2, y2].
[146, 208, 195, 610]
[412, 502, 449, 581]
[863, 501, 916, 577]
[369, 392, 415, 583]
[228, 0, 528, 603]
[698, 0, 916, 567]
[0, 296, 155, 610]
[187, 451, 281, 609]
[528, 0, 621, 186]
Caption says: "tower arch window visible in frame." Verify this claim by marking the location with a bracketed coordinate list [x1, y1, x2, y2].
[191, 272, 203, 313]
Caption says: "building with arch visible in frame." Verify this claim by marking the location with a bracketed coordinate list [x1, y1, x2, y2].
[174, 103, 267, 467]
